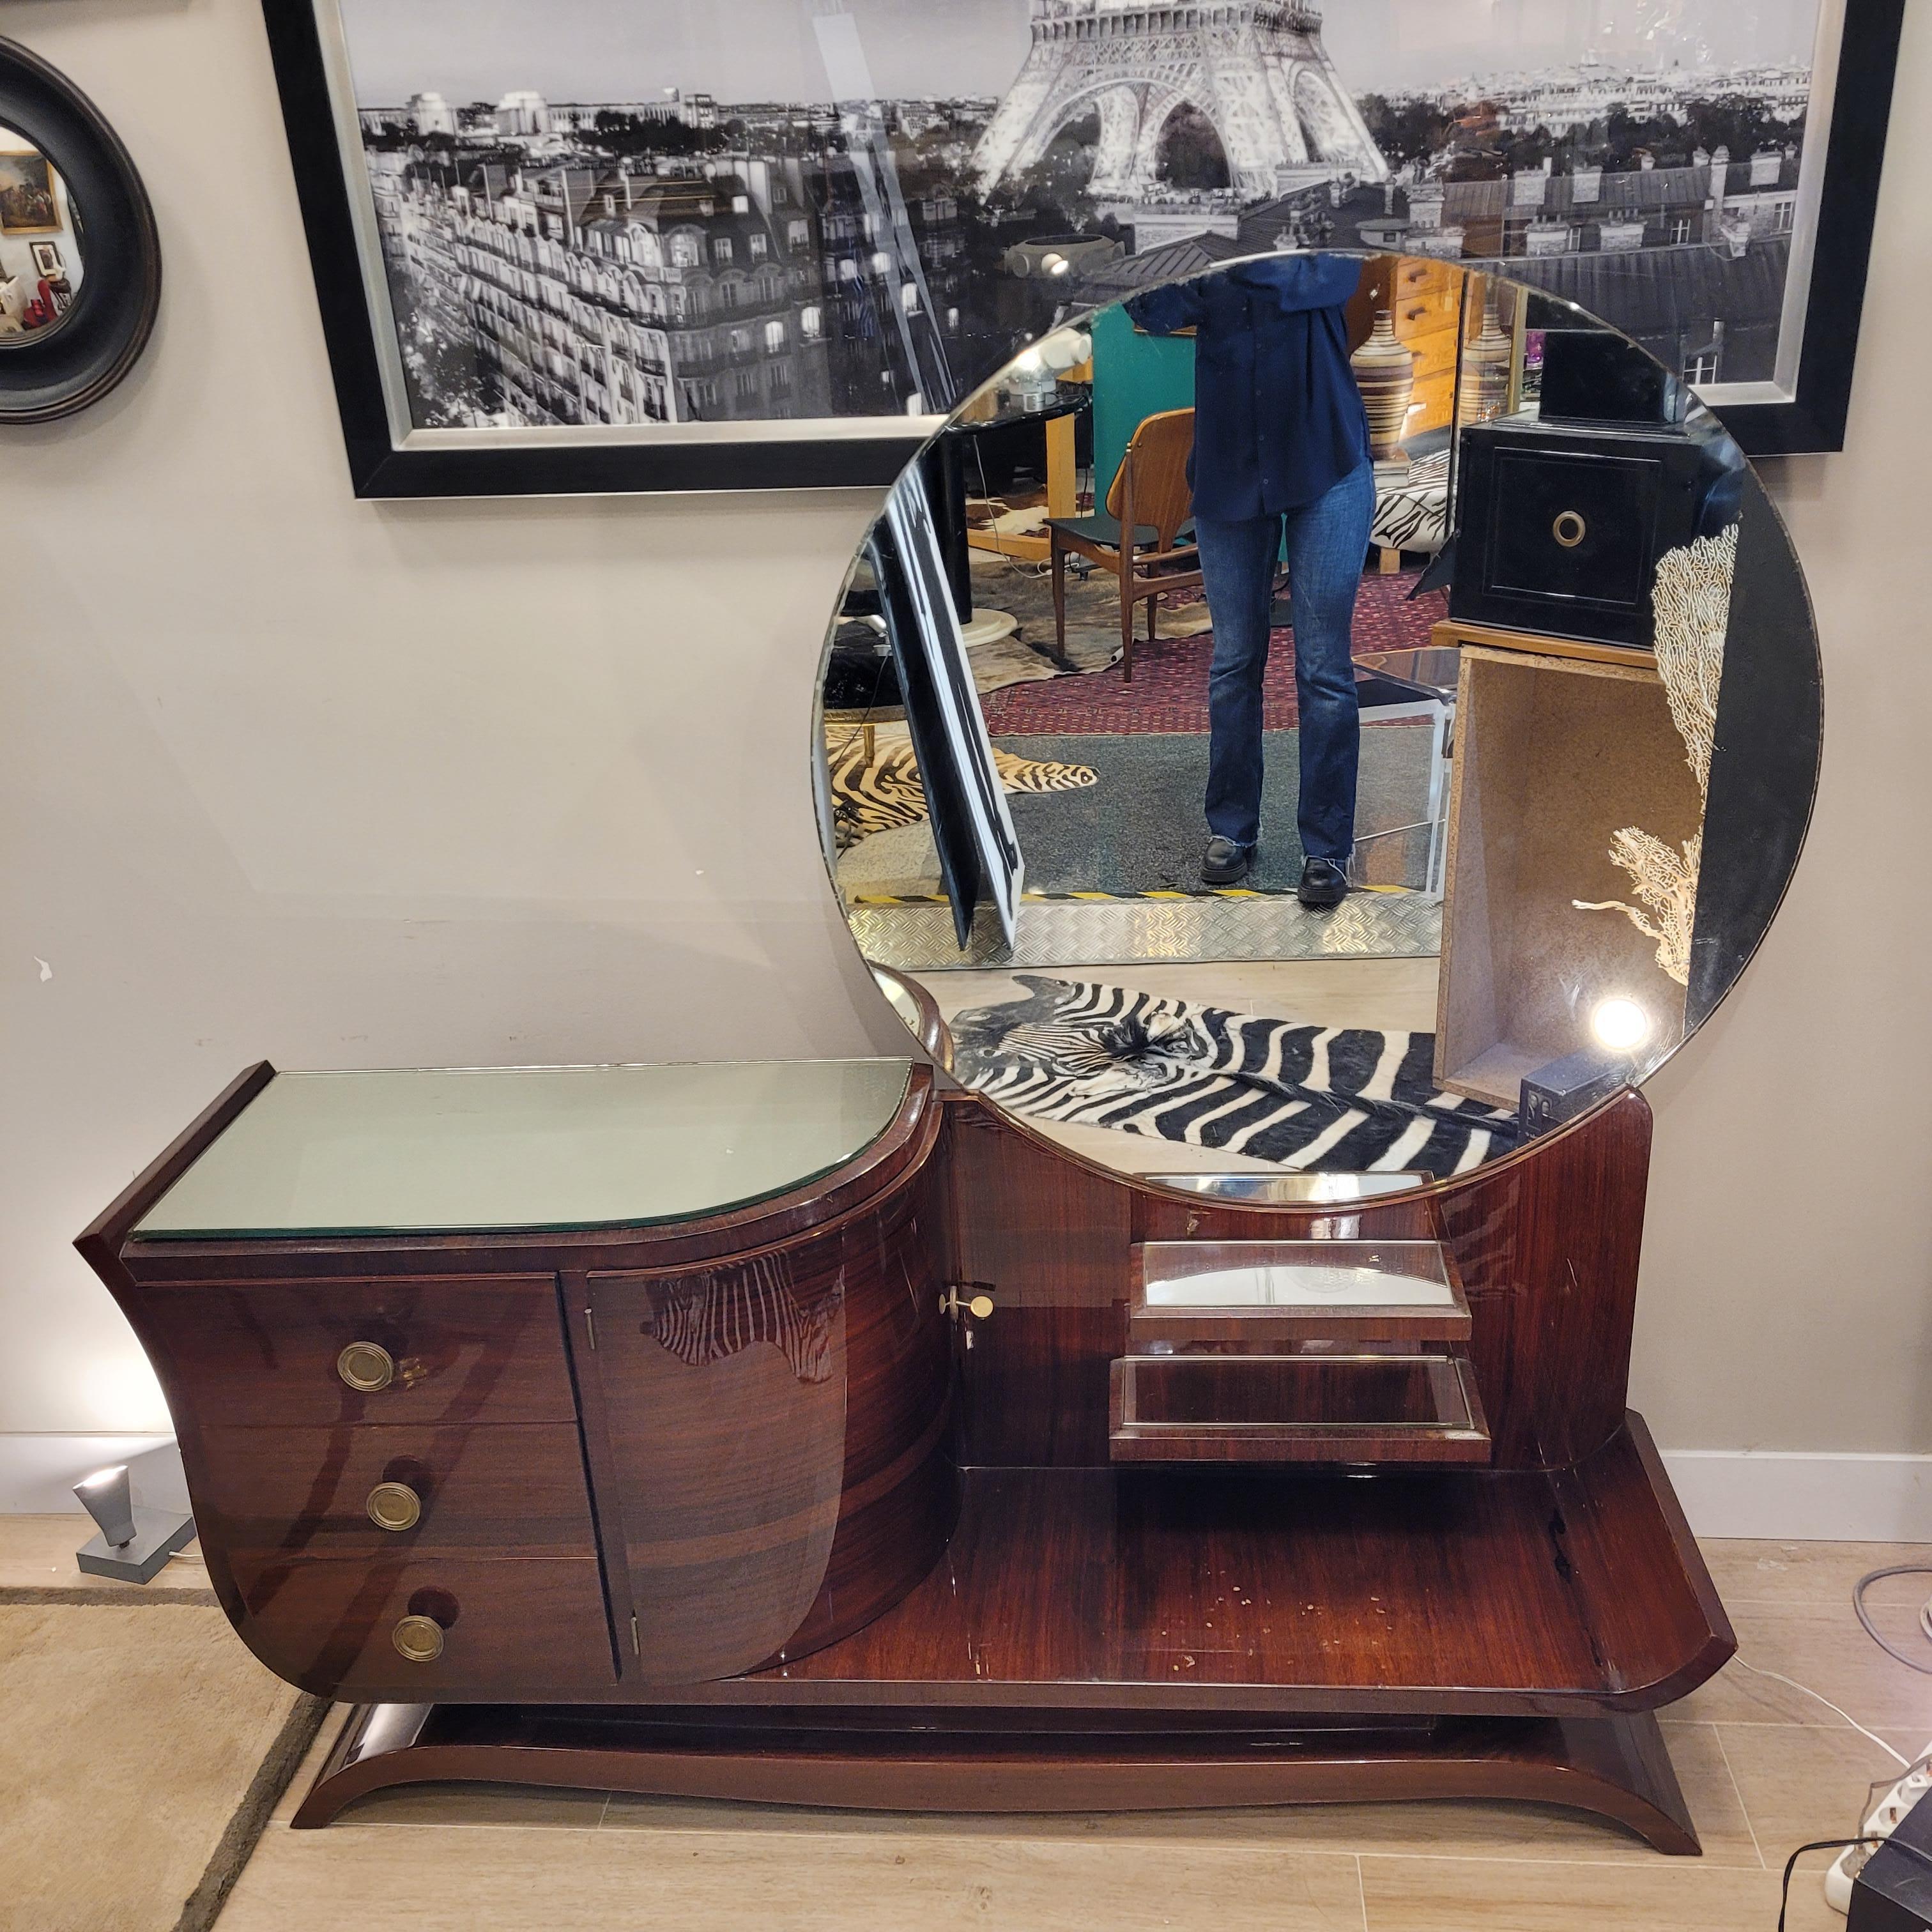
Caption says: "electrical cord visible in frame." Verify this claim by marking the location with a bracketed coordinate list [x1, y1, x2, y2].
[1730, 1655, 1914, 1767]
[822, 618, 895, 769]
[1854, 1565, 1932, 1675]
[969, 440, 1061, 579]
[1761, 1568, 1932, 1924]
[1781, 1831, 1932, 1930]
[1780, 1838, 1878, 1930]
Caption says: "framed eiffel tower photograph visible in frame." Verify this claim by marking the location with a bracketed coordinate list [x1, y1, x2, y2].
[261, 0, 1905, 496]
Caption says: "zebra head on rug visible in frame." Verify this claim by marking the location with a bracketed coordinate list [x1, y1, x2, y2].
[951, 974, 1519, 1177]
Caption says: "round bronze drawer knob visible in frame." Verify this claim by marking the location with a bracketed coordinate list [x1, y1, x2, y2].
[366, 1482, 422, 1533]
[337, 1340, 395, 1393]
[1552, 509, 1588, 549]
[392, 1614, 445, 1664]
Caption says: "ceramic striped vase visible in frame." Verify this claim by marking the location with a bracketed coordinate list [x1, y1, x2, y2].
[1351, 311, 1416, 463]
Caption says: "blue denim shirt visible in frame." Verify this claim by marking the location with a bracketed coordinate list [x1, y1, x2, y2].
[1125, 254, 1370, 523]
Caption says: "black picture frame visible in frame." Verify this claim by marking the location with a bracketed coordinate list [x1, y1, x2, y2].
[263, 0, 1904, 496]
[0, 38, 160, 424]
[1700, 0, 1906, 457]
[258, 1, 926, 498]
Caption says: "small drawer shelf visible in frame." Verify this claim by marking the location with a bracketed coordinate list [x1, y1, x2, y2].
[1108, 1352, 1491, 1465]
[1131, 1240, 1471, 1344]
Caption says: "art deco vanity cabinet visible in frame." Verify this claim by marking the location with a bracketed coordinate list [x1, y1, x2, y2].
[77, 262, 1824, 1853]
[82, 1052, 1729, 1850]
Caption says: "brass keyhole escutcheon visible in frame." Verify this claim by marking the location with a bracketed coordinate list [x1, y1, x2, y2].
[1552, 509, 1587, 549]
[392, 1613, 444, 1663]
[337, 1340, 395, 1393]
[366, 1482, 422, 1533]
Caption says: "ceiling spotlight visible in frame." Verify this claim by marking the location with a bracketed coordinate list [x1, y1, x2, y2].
[1590, 997, 1651, 1054]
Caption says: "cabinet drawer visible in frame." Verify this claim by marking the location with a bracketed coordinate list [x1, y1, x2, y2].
[1390, 256, 1460, 305]
[197, 1422, 597, 1561]
[1392, 284, 1460, 342]
[138, 1276, 576, 1426]
[232, 1555, 617, 1699]
[1408, 367, 1455, 433]
[1404, 326, 1459, 383]
[1109, 1351, 1491, 1464]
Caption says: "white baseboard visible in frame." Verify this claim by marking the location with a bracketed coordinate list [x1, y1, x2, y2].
[2, 1435, 1924, 1541]
[1661, 1450, 1932, 1542]
[0, 1435, 176, 1512]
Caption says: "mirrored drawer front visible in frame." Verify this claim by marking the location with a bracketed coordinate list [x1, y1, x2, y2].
[232, 1555, 616, 1699]
[1132, 1240, 1470, 1344]
[197, 1423, 598, 1560]
[1108, 1353, 1491, 1464]
[137, 1276, 577, 1425]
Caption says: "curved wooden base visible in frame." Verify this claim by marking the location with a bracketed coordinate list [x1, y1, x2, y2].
[293, 1702, 1699, 1855]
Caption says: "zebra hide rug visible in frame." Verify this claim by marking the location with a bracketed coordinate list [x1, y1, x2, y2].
[950, 974, 1519, 1176]
[827, 734, 1096, 849]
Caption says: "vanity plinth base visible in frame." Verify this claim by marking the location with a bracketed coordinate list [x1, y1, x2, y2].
[296, 1418, 1724, 1855]
[295, 1703, 1698, 1853]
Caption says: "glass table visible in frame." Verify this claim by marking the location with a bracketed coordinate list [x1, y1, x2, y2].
[134, 1059, 916, 1240]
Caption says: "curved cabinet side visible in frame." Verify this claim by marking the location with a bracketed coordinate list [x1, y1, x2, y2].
[581, 1102, 955, 1685]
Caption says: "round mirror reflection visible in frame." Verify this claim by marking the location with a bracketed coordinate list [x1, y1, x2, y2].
[815, 252, 1819, 1195]
[0, 125, 81, 344]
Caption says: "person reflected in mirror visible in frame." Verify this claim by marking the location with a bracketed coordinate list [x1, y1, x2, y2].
[1127, 256, 1374, 908]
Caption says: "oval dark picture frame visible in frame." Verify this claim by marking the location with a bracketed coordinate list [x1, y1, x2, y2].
[0, 37, 159, 421]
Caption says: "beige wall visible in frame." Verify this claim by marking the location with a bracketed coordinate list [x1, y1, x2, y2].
[1, 0, 1926, 1475]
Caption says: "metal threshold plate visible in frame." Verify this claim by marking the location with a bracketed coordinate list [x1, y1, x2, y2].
[849, 891, 1443, 972]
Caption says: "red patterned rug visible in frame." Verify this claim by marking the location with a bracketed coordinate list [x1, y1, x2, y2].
[979, 569, 1446, 736]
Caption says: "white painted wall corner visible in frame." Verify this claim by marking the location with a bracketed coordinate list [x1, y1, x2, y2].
[0, 1435, 176, 1513]
[1660, 1450, 1932, 1544]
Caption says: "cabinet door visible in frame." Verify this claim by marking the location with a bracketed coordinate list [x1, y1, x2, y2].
[587, 1248, 852, 1683]
[583, 1179, 954, 1685]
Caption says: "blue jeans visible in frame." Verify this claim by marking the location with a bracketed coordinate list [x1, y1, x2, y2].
[1194, 459, 1376, 861]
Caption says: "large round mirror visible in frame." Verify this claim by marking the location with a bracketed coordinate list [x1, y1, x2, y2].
[814, 251, 1819, 1196]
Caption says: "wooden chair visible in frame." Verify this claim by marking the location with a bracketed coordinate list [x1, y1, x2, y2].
[1047, 406, 1201, 683]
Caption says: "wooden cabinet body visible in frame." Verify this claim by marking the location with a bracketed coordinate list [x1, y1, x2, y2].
[82, 1062, 956, 1702]
[79, 1064, 1729, 1850]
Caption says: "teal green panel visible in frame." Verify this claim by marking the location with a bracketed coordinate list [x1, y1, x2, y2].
[1089, 303, 1196, 510]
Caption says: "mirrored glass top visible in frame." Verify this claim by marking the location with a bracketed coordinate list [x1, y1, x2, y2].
[1140, 1241, 1457, 1310]
[134, 1059, 915, 1239]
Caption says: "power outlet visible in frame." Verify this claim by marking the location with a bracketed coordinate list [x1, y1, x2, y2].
[1825, 1751, 1932, 1916]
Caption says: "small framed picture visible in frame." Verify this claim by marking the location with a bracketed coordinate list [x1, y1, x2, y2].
[0, 151, 60, 235]
[29, 240, 63, 277]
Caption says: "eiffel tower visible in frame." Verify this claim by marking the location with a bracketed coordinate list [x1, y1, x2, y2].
[974, 0, 1388, 203]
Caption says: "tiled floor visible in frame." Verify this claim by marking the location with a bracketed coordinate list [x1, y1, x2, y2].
[12, 1518, 1932, 1929]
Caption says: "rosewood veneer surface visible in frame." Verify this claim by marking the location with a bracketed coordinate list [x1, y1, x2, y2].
[78, 1065, 1731, 1848]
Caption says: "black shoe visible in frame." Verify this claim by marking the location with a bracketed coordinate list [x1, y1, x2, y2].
[1201, 835, 1251, 885]
[1297, 857, 1349, 908]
